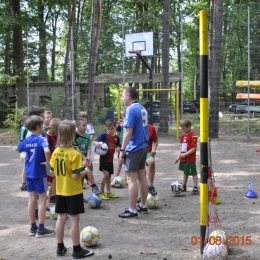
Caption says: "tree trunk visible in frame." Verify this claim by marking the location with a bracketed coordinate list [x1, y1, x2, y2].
[158, 0, 170, 134]
[209, 0, 223, 138]
[5, 0, 11, 75]
[12, 0, 26, 108]
[87, 0, 102, 124]
[51, 13, 59, 81]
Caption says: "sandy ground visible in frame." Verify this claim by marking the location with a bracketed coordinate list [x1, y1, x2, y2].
[1, 135, 260, 260]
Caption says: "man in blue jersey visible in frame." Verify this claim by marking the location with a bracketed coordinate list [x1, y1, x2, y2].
[118, 87, 149, 218]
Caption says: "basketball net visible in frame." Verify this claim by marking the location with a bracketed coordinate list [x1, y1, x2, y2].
[206, 138, 221, 243]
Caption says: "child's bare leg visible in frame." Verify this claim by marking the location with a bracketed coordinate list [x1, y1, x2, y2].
[56, 213, 67, 243]
[22, 167, 26, 183]
[101, 170, 110, 193]
[47, 184, 53, 204]
[38, 192, 47, 224]
[193, 175, 198, 187]
[28, 191, 37, 222]
[69, 214, 80, 245]
[106, 175, 112, 193]
[182, 174, 188, 185]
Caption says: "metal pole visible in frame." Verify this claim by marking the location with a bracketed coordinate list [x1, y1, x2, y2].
[199, 10, 209, 255]
[180, 10, 184, 119]
[70, 20, 75, 120]
[247, 6, 250, 140]
[26, 33, 29, 109]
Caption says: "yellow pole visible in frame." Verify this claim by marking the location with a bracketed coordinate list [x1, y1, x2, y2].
[199, 10, 209, 255]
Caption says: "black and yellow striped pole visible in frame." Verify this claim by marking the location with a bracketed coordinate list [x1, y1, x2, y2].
[199, 10, 209, 255]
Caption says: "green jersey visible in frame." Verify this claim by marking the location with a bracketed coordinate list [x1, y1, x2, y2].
[75, 131, 92, 157]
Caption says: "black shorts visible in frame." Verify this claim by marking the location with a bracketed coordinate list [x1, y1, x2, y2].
[55, 193, 85, 215]
[99, 161, 114, 175]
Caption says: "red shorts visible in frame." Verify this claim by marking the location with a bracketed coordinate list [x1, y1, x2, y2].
[47, 175, 54, 183]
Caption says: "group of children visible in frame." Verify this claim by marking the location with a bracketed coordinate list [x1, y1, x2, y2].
[16, 104, 199, 258]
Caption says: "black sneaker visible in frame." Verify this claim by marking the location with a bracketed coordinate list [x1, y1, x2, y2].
[148, 186, 157, 196]
[118, 208, 138, 218]
[57, 246, 67, 257]
[182, 187, 187, 192]
[136, 203, 148, 214]
[29, 227, 38, 236]
[36, 227, 55, 238]
[72, 247, 94, 259]
[191, 189, 199, 195]
[92, 186, 101, 195]
[20, 184, 27, 191]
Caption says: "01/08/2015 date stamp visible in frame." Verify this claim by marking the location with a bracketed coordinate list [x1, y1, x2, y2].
[191, 235, 252, 246]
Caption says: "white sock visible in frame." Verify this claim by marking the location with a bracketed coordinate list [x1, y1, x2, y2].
[129, 208, 137, 213]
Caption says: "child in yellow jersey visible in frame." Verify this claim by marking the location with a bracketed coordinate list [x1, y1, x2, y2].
[49, 120, 94, 258]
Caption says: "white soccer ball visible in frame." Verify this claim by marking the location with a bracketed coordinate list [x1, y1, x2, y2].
[209, 230, 228, 245]
[112, 176, 125, 188]
[80, 226, 100, 246]
[146, 193, 160, 209]
[49, 204, 58, 219]
[95, 142, 108, 155]
[203, 242, 228, 260]
[87, 193, 102, 208]
[171, 180, 183, 194]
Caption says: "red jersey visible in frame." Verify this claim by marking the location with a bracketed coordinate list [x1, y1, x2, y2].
[179, 131, 197, 163]
[148, 124, 158, 152]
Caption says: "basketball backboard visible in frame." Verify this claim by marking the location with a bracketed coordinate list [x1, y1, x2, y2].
[125, 32, 153, 57]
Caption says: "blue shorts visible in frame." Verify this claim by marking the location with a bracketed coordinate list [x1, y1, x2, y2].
[26, 177, 48, 194]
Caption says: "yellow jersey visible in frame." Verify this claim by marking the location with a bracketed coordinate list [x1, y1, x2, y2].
[49, 147, 85, 196]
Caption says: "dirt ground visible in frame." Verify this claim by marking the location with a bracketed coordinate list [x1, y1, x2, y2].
[1, 130, 260, 260]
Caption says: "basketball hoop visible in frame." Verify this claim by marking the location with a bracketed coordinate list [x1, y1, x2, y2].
[128, 50, 142, 56]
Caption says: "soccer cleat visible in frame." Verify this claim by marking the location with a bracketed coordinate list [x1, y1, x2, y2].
[191, 189, 199, 195]
[148, 186, 157, 196]
[118, 208, 138, 218]
[57, 246, 67, 257]
[72, 247, 94, 259]
[36, 227, 55, 238]
[106, 192, 119, 199]
[92, 186, 101, 195]
[29, 227, 38, 236]
[20, 184, 27, 191]
[136, 203, 148, 214]
[100, 193, 110, 200]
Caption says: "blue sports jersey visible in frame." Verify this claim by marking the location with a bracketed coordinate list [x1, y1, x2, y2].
[124, 103, 149, 152]
[18, 134, 49, 179]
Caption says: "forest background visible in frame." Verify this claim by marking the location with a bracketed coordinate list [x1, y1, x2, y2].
[1, 0, 260, 138]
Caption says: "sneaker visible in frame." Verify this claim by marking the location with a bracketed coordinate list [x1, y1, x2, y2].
[148, 186, 157, 196]
[136, 203, 148, 214]
[100, 193, 110, 200]
[83, 198, 88, 203]
[191, 189, 199, 195]
[136, 197, 141, 204]
[50, 196, 56, 203]
[182, 187, 187, 192]
[118, 208, 138, 218]
[125, 179, 128, 185]
[45, 214, 50, 219]
[92, 186, 101, 195]
[57, 246, 67, 257]
[36, 227, 55, 238]
[106, 192, 119, 199]
[29, 227, 38, 236]
[72, 247, 94, 258]
[20, 184, 27, 191]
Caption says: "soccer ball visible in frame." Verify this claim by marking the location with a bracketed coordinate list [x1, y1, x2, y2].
[171, 181, 184, 194]
[146, 193, 160, 209]
[95, 142, 108, 155]
[112, 176, 125, 188]
[49, 204, 58, 219]
[209, 230, 228, 245]
[87, 193, 102, 208]
[203, 242, 228, 260]
[80, 226, 100, 246]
